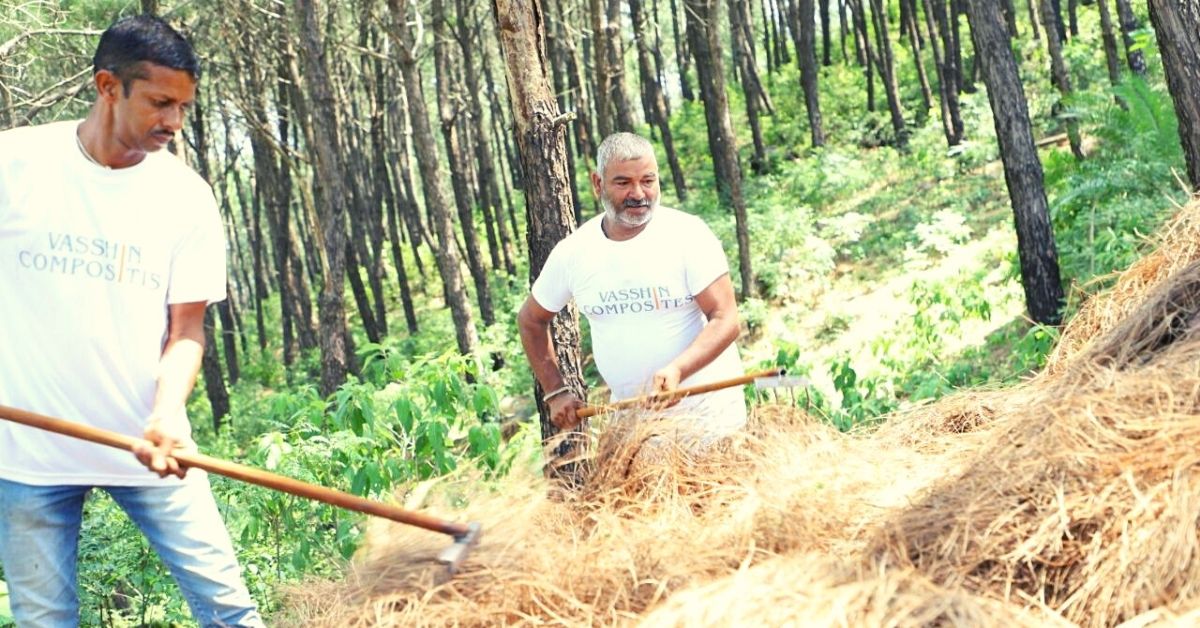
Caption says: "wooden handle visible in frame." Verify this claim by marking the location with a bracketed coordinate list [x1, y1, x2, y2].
[575, 367, 783, 420]
[0, 404, 469, 538]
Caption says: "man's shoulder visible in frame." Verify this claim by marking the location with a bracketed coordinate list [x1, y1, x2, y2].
[553, 214, 604, 250]
[0, 120, 74, 162]
[143, 150, 215, 195]
[655, 206, 714, 234]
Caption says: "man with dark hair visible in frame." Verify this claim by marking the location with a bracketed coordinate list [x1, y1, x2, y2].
[0, 15, 262, 627]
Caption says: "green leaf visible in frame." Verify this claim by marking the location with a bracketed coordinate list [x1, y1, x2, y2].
[1, 579, 11, 621]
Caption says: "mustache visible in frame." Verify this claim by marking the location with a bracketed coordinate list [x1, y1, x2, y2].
[623, 198, 651, 208]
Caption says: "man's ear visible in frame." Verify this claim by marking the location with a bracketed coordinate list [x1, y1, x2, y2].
[94, 69, 121, 103]
[590, 171, 602, 197]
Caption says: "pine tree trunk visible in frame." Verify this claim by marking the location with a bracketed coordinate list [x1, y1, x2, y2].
[384, 60, 430, 281]
[923, 0, 964, 145]
[686, 0, 755, 299]
[965, 0, 1064, 324]
[793, 0, 826, 146]
[201, 307, 230, 430]
[670, 0, 696, 101]
[1148, 0, 1200, 190]
[1048, 0, 1067, 41]
[460, 0, 518, 276]
[296, 0, 351, 395]
[1002, 0, 1018, 36]
[729, 0, 769, 172]
[904, 0, 934, 113]
[630, 0, 689, 199]
[606, 0, 639, 131]
[950, 0, 975, 93]
[493, 0, 590, 484]
[762, 0, 777, 74]
[819, 0, 833, 65]
[869, 0, 909, 145]
[434, 0, 495, 326]
[848, 0, 876, 111]
[388, 0, 481, 357]
[1096, 0, 1122, 88]
[1038, 0, 1084, 159]
[591, 0, 614, 137]
[1114, 0, 1147, 75]
[185, 96, 233, 420]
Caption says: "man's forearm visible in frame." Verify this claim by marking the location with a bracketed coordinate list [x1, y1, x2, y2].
[153, 336, 204, 420]
[518, 316, 568, 394]
[669, 316, 739, 381]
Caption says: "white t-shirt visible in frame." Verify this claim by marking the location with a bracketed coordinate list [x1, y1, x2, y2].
[532, 206, 746, 431]
[0, 120, 227, 486]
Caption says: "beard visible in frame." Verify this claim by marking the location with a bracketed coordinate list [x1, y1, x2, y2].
[602, 195, 658, 228]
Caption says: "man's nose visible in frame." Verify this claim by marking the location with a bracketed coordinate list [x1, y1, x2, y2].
[162, 105, 186, 132]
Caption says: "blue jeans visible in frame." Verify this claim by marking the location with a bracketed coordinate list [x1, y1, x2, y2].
[0, 475, 263, 627]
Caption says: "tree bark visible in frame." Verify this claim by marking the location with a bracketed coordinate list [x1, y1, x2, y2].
[1096, 0, 1122, 88]
[670, 0, 695, 101]
[1114, 0, 1146, 75]
[1038, 0, 1084, 159]
[965, 0, 1064, 325]
[1048, 0, 1067, 41]
[1148, 0, 1200, 191]
[296, 0, 351, 395]
[388, 0, 481, 357]
[848, 0, 876, 111]
[434, 0, 496, 326]
[685, 0, 755, 299]
[492, 0, 590, 484]
[791, 0, 826, 146]
[923, 0, 964, 145]
[868, 0, 909, 146]
[819, 0, 832, 65]
[460, 0, 518, 276]
[630, 0, 689, 199]
[903, 0, 934, 114]
[729, 0, 770, 172]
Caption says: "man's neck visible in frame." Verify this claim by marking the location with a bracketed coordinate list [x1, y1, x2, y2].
[601, 214, 650, 241]
[78, 107, 146, 169]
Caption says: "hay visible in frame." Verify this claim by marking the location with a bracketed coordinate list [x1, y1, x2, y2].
[1046, 198, 1200, 373]
[281, 198, 1200, 626]
[283, 411, 946, 626]
[872, 344, 1200, 626]
[637, 554, 1070, 628]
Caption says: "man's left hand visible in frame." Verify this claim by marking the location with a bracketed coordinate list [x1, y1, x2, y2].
[650, 364, 684, 408]
[133, 417, 190, 479]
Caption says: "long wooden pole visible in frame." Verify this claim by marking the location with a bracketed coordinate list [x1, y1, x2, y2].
[0, 404, 469, 537]
[575, 367, 783, 419]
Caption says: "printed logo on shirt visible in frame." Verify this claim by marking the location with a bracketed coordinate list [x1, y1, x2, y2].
[579, 286, 694, 317]
[16, 232, 163, 289]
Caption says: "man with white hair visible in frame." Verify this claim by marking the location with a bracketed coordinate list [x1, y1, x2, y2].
[517, 132, 746, 440]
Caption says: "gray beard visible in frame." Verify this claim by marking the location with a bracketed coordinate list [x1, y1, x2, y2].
[602, 197, 657, 228]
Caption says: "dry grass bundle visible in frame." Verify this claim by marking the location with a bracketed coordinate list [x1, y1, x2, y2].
[637, 554, 1070, 628]
[871, 340, 1200, 626]
[282, 409, 947, 626]
[1046, 197, 1200, 373]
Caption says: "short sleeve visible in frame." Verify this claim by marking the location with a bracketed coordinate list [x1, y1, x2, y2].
[684, 217, 730, 295]
[167, 187, 227, 305]
[530, 241, 573, 313]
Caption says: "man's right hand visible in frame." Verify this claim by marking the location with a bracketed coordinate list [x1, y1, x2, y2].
[548, 393, 586, 430]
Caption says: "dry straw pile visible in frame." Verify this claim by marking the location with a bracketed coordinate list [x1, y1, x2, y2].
[285, 199, 1200, 627]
